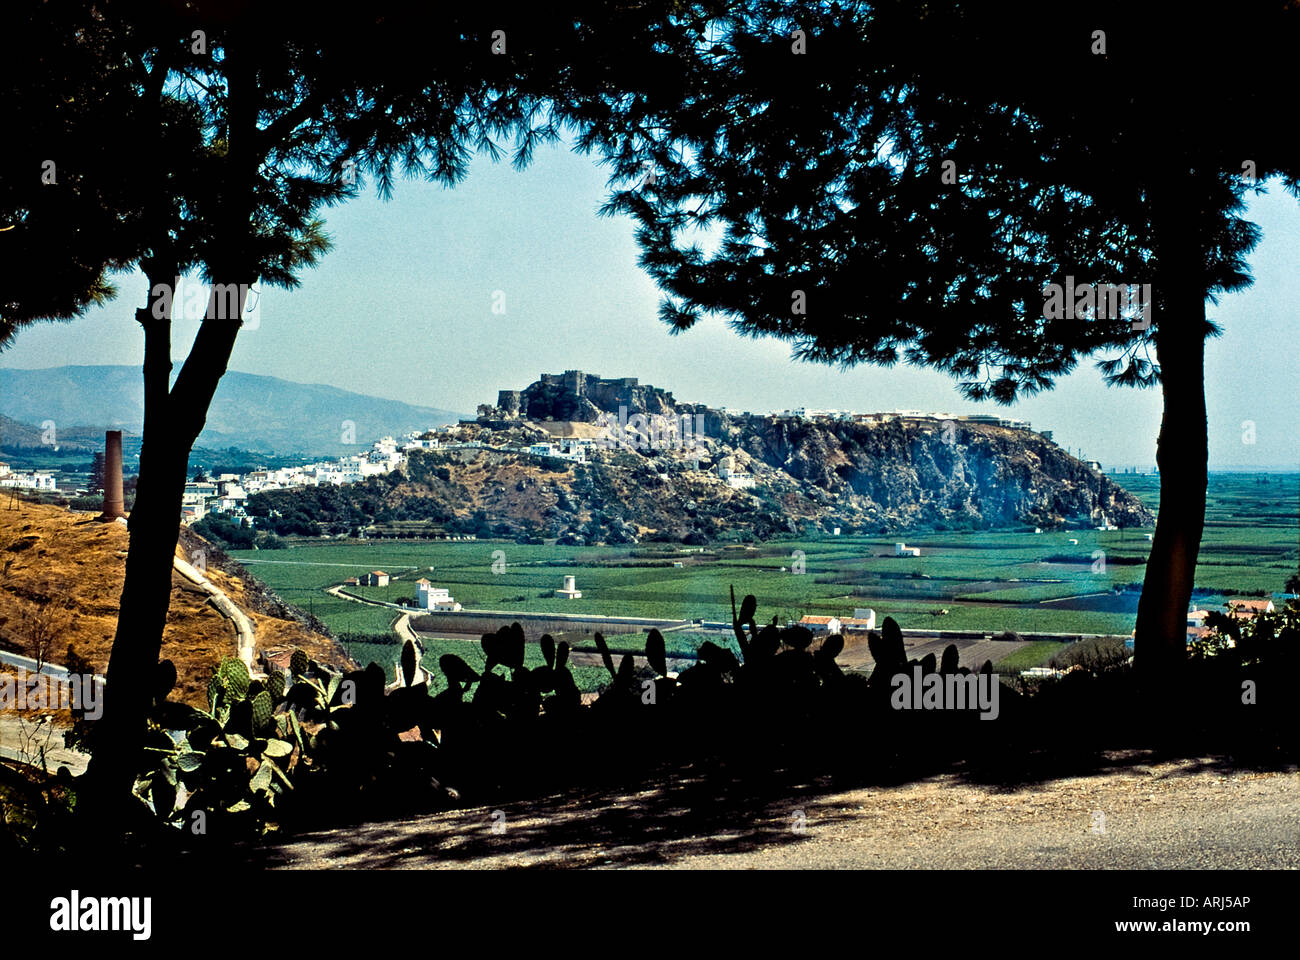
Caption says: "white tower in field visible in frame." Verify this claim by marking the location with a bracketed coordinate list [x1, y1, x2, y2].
[555, 575, 582, 599]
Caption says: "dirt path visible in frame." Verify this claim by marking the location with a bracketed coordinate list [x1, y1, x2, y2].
[250, 753, 1299, 870]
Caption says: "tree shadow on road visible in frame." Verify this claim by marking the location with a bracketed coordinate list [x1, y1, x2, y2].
[232, 739, 1294, 870]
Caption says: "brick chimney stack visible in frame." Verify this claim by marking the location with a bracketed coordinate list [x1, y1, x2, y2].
[99, 430, 126, 521]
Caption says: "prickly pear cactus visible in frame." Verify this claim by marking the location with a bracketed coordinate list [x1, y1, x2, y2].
[218, 657, 251, 700]
[645, 630, 667, 677]
[207, 673, 224, 713]
[156, 659, 178, 703]
[593, 633, 615, 677]
[401, 639, 418, 688]
[250, 690, 275, 736]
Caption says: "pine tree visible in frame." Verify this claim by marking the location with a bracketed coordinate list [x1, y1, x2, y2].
[575, 0, 1300, 676]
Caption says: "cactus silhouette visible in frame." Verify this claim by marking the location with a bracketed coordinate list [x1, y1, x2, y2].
[117, 588, 1131, 843]
[439, 654, 479, 691]
[400, 639, 419, 688]
[646, 629, 667, 677]
[593, 632, 616, 678]
[868, 618, 907, 672]
[783, 626, 813, 651]
[155, 659, 177, 705]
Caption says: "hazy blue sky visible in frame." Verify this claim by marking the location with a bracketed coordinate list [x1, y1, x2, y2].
[6, 140, 1298, 469]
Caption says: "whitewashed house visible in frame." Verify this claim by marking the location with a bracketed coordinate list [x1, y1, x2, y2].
[798, 615, 842, 634]
[415, 579, 462, 611]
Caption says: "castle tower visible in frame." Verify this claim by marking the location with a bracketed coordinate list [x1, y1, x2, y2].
[563, 369, 585, 397]
[497, 390, 522, 417]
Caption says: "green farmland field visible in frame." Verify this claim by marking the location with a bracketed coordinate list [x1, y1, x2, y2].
[229, 472, 1298, 671]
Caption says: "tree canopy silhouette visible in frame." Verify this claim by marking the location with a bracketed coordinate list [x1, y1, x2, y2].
[2, 0, 724, 810]
[0, 0, 156, 338]
[582, 0, 1300, 673]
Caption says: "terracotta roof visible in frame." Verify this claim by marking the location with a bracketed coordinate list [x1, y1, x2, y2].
[263, 650, 294, 670]
[1229, 599, 1272, 613]
[799, 616, 836, 624]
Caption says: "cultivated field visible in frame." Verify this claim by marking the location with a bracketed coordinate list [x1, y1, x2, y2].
[229, 472, 1298, 677]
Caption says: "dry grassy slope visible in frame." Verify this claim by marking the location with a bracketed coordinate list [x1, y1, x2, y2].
[0, 502, 349, 709]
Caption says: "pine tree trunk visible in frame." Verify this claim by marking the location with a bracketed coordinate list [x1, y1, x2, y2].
[84, 278, 251, 810]
[1133, 233, 1208, 677]
[85, 433, 190, 800]
[83, 31, 259, 812]
[83, 275, 185, 807]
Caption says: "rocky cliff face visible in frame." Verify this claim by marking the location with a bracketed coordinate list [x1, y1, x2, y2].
[725, 415, 1152, 530]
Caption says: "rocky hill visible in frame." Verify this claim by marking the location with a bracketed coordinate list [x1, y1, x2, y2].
[248, 373, 1154, 545]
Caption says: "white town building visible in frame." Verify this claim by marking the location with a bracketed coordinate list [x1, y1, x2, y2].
[0, 470, 57, 491]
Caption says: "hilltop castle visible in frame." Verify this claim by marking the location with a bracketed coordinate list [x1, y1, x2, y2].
[482, 370, 685, 423]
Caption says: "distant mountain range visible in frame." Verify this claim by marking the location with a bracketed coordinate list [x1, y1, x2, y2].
[0, 366, 468, 456]
[0, 413, 107, 451]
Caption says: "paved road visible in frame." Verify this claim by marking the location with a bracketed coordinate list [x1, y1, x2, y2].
[0, 651, 99, 775]
[0, 713, 91, 775]
[326, 584, 405, 611]
[394, 614, 420, 646]
[174, 554, 256, 667]
[0, 649, 105, 685]
[251, 753, 1299, 870]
